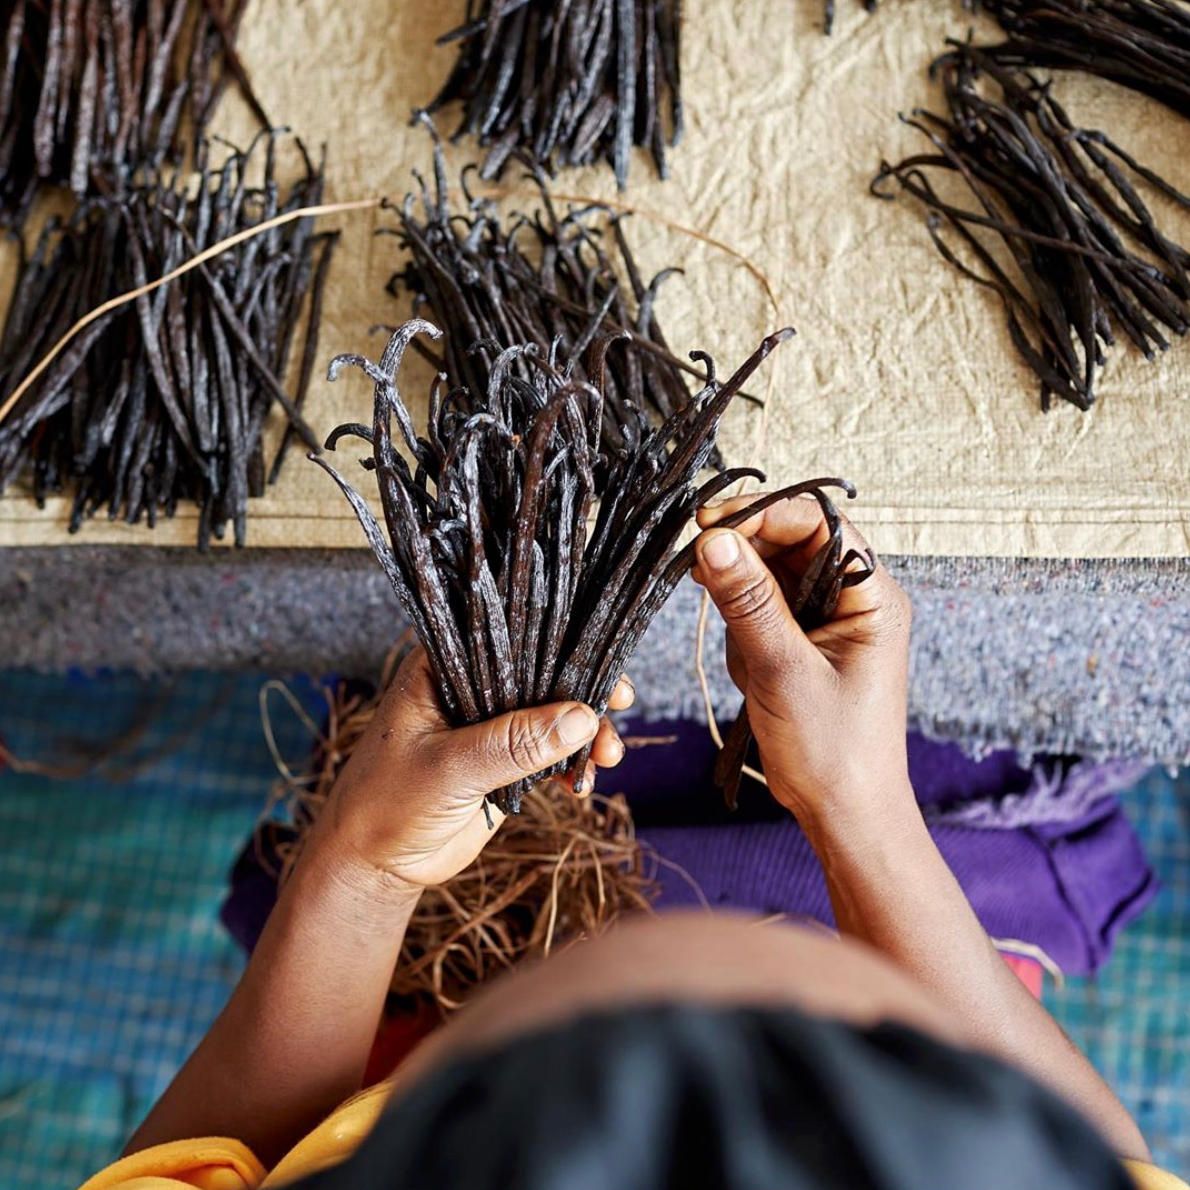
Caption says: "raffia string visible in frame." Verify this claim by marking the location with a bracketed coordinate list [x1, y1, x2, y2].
[0, 197, 384, 427]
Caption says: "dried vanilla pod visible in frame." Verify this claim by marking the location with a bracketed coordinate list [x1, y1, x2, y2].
[977, 0, 1190, 119]
[0, 0, 268, 220]
[426, 0, 682, 190]
[389, 129, 725, 455]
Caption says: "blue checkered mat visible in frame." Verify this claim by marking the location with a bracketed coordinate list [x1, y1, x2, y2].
[0, 669, 1186, 1186]
[1045, 767, 1190, 1172]
[0, 670, 327, 1189]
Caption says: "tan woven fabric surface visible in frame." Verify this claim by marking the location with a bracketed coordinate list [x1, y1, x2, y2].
[1, 0, 1187, 555]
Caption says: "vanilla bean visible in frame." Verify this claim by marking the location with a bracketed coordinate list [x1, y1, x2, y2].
[392, 129, 751, 464]
[874, 45, 1190, 410]
[1, 0, 268, 221]
[427, 0, 681, 190]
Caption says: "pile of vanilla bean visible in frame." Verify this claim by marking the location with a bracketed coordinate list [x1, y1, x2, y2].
[427, 0, 682, 189]
[0, 0, 266, 221]
[874, 45, 1190, 410]
[317, 316, 869, 813]
[0, 135, 332, 546]
[977, 0, 1190, 118]
[391, 127, 723, 454]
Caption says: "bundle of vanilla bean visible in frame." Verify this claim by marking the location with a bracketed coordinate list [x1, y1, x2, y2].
[0, 0, 266, 221]
[391, 128, 718, 454]
[977, 0, 1190, 118]
[874, 45, 1190, 410]
[427, 0, 682, 189]
[316, 317, 871, 813]
[0, 134, 332, 546]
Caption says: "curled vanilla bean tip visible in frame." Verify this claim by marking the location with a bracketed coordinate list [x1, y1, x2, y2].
[318, 316, 860, 816]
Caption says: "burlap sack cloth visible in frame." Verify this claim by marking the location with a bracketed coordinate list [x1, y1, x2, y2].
[1, 0, 1187, 556]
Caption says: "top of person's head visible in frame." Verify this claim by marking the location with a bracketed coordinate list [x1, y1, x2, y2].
[293, 1003, 1133, 1189]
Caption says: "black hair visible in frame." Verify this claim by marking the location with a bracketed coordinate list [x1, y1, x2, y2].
[295, 1004, 1132, 1189]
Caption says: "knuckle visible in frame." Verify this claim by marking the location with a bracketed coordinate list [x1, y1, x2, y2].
[870, 587, 912, 644]
[718, 572, 780, 625]
[504, 713, 550, 771]
[884, 585, 913, 630]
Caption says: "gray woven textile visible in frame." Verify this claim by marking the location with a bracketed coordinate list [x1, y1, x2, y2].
[1, 549, 1187, 766]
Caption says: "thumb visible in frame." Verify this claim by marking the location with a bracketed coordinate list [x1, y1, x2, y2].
[448, 701, 600, 795]
[695, 528, 811, 686]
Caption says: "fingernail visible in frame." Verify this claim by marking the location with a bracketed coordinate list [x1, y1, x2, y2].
[556, 705, 597, 746]
[701, 531, 740, 572]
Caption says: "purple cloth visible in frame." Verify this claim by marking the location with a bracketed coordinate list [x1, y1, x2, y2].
[222, 723, 1157, 978]
[614, 720, 1147, 828]
[640, 807, 1154, 975]
[612, 720, 1156, 975]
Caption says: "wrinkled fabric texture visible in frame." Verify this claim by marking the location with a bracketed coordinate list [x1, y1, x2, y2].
[288, 1005, 1133, 1190]
[616, 720, 1156, 974]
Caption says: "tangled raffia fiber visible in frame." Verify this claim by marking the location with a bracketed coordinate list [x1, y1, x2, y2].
[257, 645, 666, 1014]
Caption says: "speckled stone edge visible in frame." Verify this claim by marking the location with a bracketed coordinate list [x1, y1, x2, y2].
[2, 548, 1187, 766]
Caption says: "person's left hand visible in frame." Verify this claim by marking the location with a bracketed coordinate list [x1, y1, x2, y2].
[304, 648, 634, 898]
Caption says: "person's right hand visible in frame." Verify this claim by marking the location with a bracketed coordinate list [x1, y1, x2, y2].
[691, 493, 915, 838]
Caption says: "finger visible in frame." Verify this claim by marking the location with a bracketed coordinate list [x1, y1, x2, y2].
[697, 490, 824, 545]
[443, 700, 600, 797]
[695, 528, 821, 688]
[699, 491, 890, 620]
[590, 718, 625, 768]
[607, 674, 635, 712]
[560, 759, 599, 799]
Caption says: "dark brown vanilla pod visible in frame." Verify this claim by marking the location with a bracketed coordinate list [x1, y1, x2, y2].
[318, 317, 868, 815]
[390, 123, 737, 460]
[0, 0, 269, 222]
[0, 133, 331, 547]
[977, 0, 1190, 119]
[873, 45, 1190, 411]
[426, 0, 681, 190]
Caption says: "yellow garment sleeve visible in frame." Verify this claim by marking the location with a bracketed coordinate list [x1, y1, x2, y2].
[75, 1079, 395, 1190]
[262, 1079, 395, 1187]
[77, 1139, 266, 1190]
[1126, 1160, 1190, 1190]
